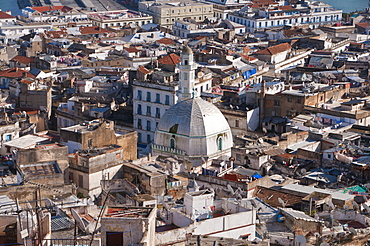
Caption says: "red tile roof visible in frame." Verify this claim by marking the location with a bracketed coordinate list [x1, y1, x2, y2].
[253, 186, 302, 207]
[0, 68, 36, 78]
[44, 30, 67, 39]
[79, 26, 110, 35]
[125, 47, 140, 53]
[10, 55, 34, 64]
[356, 22, 370, 29]
[137, 66, 152, 74]
[30, 6, 72, 13]
[157, 53, 181, 65]
[156, 38, 176, 45]
[0, 11, 15, 19]
[240, 54, 258, 62]
[255, 42, 291, 55]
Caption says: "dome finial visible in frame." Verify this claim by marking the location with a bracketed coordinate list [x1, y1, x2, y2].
[182, 45, 193, 54]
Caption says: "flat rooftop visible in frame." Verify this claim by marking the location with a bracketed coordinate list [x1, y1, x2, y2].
[104, 207, 152, 218]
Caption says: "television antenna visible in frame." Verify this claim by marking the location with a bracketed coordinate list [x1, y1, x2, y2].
[349, 227, 357, 236]
[328, 200, 335, 210]
[278, 197, 287, 208]
[294, 235, 306, 246]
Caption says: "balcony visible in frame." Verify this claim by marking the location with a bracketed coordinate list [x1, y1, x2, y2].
[152, 144, 186, 156]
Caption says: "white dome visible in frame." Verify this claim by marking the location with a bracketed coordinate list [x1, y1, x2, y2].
[156, 98, 230, 137]
[154, 98, 233, 165]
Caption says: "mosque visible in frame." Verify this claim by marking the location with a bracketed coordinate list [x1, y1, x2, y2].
[152, 46, 233, 166]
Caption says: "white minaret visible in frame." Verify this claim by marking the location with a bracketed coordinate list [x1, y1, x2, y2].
[177, 46, 198, 101]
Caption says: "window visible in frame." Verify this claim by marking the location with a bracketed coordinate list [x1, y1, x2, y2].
[287, 98, 292, 102]
[297, 98, 301, 103]
[137, 90, 142, 100]
[79, 175, 84, 189]
[183, 72, 188, 80]
[165, 95, 170, 105]
[328, 154, 332, 159]
[156, 93, 160, 103]
[170, 138, 175, 149]
[5, 134, 11, 141]
[147, 134, 151, 143]
[146, 121, 151, 131]
[235, 120, 239, 127]
[217, 137, 222, 151]
[88, 138, 92, 148]
[137, 119, 142, 129]
[146, 106, 151, 116]
[274, 100, 280, 106]
[184, 60, 188, 65]
[156, 107, 160, 118]
[138, 132, 142, 143]
[137, 104, 142, 115]
[146, 92, 151, 102]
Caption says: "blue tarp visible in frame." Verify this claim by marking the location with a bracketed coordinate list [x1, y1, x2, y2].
[252, 173, 263, 179]
[242, 68, 257, 79]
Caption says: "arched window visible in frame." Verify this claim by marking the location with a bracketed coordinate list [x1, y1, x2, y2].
[217, 137, 222, 151]
[170, 138, 175, 149]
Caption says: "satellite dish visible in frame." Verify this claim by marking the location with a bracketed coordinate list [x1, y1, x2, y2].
[250, 199, 257, 208]
[353, 201, 359, 210]
[363, 203, 370, 213]
[301, 168, 307, 175]
[328, 201, 335, 210]
[314, 232, 320, 238]
[320, 243, 330, 246]
[71, 208, 86, 232]
[227, 184, 234, 194]
[278, 197, 286, 208]
[343, 205, 349, 211]
[294, 235, 306, 246]
[349, 227, 357, 236]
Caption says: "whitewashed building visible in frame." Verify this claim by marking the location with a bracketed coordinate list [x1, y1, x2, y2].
[227, 0, 342, 33]
[133, 46, 212, 145]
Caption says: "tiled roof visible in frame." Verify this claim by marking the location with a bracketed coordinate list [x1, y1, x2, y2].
[157, 38, 176, 45]
[356, 22, 370, 28]
[80, 26, 110, 35]
[125, 47, 140, 53]
[44, 30, 67, 39]
[30, 6, 72, 13]
[0, 11, 15, 19]
[157, 53, 181, 65]
[255, 43, 291, 55]
[0, 68, 36, 78]
[240, 54, 258, 62]
[253, 186, 302, 208]
[10, 55, 33, 64]
[137, 66, 152, 74]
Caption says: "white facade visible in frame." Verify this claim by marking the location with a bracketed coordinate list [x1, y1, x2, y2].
[133, 47, 212, 145]
[153, 47, 233, 166]
[0, 23, 52, 44]
[133, 81, 179, 145]
[227, 1, 342, 33]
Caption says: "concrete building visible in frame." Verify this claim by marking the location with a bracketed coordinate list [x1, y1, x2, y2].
[156, 192, 256, 244]
[68, 145, 126, 199]
[153, 47, 233, 166]
[227, 0, 342, 33]
[133, 47, 212, 145]
[60, 119, 137, 160]
[20, 6, 89, 27]
[138, 0, 214, 29]
[88, 10, 153, 28]
[101, 206, 156, 246]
